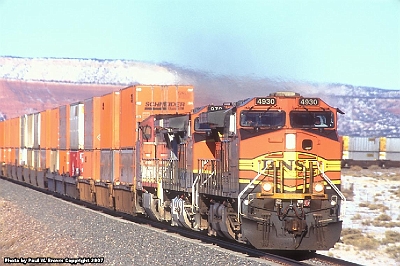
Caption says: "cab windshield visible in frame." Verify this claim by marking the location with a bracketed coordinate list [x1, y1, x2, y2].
[290, 111, 334, 128]
[240, 111, 285, 128]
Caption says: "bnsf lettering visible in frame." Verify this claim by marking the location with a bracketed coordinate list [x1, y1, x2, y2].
[145, 102, 185, 110]
[262, 160, 321, 172]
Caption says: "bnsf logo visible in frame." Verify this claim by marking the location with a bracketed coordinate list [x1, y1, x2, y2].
[145, 102, 185, 110]
[261, 159, 321, 172]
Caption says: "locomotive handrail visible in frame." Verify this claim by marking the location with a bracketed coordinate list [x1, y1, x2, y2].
[237, 161, 268, 222]
[192, 159, 212, 213]
[316, 161, 346, 219]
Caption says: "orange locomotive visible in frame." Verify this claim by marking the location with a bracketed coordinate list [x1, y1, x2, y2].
[0, 87, 345, 251]
[137, 91, 345, 250]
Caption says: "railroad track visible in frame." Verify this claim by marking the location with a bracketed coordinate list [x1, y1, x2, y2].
[1, 176, 361, 266]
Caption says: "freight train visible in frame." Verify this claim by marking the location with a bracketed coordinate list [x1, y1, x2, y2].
[0, 85, 346, 251]
[341, 136, 400, 168]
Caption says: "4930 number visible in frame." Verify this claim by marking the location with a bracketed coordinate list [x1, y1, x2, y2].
[299, 98, 319, 106]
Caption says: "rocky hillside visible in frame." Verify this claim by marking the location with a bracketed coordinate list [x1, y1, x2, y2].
[1, 56, 399, 137]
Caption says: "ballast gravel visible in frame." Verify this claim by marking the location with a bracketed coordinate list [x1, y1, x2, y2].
[0, 179, 276, 265]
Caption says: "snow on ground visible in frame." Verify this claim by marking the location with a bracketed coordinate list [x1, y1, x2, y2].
[317, 168, 400, 266]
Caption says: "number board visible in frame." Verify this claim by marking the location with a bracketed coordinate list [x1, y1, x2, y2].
[255, 97, 276, 106]
[208, 105, 225, 111]
[299, 98, 319, 106]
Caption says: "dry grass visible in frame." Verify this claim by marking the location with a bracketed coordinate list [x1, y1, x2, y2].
[341, 228, 380, 250]
[351, 213, 362, 220]
[358, 202, 389, 212]
[386, 246, 400, 261]
[382, 230, 400, 244]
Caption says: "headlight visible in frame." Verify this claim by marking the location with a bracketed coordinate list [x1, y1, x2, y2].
[313, 182, 324, 193]
[286, 133, 296, 149]
[262, 182, 273, 193]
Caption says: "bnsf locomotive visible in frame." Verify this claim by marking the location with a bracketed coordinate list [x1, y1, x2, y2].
[0, 85, 345, 251]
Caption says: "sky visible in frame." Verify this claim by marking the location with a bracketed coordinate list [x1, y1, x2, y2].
[0, 0, 399, 90]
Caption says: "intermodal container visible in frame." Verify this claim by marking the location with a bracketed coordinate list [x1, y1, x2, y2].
[58, 150, 70, 175]
[33, 112, 40, 149]
[119, 85, 194, 148]
[381, 137, 400, 161]
[49, 150, 59, 173]
[347, 136, 380, 161]
[21, 114, 35, 148]
[59, 104, 70, 150]
[40, 110, 50, 149]
[119, 149, 135, 184]
[49, 107, 60, 149]
[70, 102, 85, 150]
[27, 148, 34, 168]
[4, 119, 10, 148]
[40, 149, 46, 170]
[99, 150, 120, 182]
[84, 97, 101, 150]
[20, 148, 28, 166]
[45, 149, 52, 171]
[82, 150, 100, 180]
[100, 92, 120, 149]
[70, 150, 84, 177]
[0, 121, 4, 148]
[10, 117, 21, 148]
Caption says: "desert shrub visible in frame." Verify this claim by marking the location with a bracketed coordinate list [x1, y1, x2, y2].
[382, 230, 400, 244]
[341, 230, 380, 250]
[383, 221, 400, 228]
[375, 213, 392, 222]
[367, 204, 389, 211]
[358, 202, 388, 211]
[351, 213, 362, 220]
[341, 228, 362, 236]
[350, 165, 363, 172]
[386, 246, 400, 260]
[390, 187, 400, 197]
[361, 219, 371, 226]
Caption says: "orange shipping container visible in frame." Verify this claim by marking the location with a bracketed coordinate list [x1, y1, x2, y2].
[11, 117, 21, 148]
[82, 150, 101, 180]
[5, 118, 19, 148]
[58, 150, 70, 175]
[100, 92, 120, 149]
[59, 104, 70, 150]
[0, 121, 4, 148]
[119, 85, 194, 148]
[40, 110, 50, 149]
[4, 119, 11, 148]
[49, 107, 60, 149]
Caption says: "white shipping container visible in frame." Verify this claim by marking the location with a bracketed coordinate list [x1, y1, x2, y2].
[70, 103, 85, 150]
[385, 138, 400, 152]
[19, 148, 28, 166]
[348, 137, 380, 152]
[50, 150, 59, 173]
